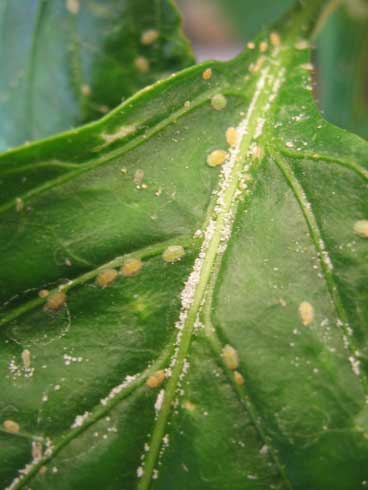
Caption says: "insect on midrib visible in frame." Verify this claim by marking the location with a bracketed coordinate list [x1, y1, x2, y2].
[137, 43, 290, 489]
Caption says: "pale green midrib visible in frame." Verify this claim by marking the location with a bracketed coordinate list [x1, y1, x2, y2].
[137, 51, 292, 489]
[198, 160, 293, 488]
[8, 346, 173, 490]
[278, 145, 368, 180]
[0, 84, 230, 215]
[270, 147, 368, 392]
[137, 1, 328, 482]
[0, 234, 194, 329]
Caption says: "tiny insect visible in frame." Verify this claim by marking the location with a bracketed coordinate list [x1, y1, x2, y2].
[354, 220, 368, 238]
[222, 344, 239, 370]
[259, 41, 268, 52]
[226, 127, 238, 147]
[202, 68, 213, 81]
[134, 169, 145, 185]
[38, 289, 49, 298]
[269, 32, 281, 47]
[135, 56, 150, 73]
[211, 94, 227, 111]
[298, 301, 314, 326]
[146, 370, 166, 388]
[96, 269, 118, 288]
[66, 0, 79, 15]
[21, 349, 31, 370]
[207, 149, 227, 167]
[162, 245, 185, 263]
[32, 441, 43, 461]
[3, 420, 20, 433]
[81, 83, 91, 96]
[121, 258, 143, 277]
[234, 371, 245, 385]
[45, 291, 66, 311]
[141, 29, 159, 45]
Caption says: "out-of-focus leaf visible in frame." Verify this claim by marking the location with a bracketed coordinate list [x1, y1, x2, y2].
[317, 5, 368, 139]
[0, 0, 194, 151]
[0, 1, 368, 489]
[213, 0, 296, 40]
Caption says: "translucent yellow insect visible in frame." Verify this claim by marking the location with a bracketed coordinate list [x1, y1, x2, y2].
[202, 68, 213, 81]
[207, 150, 227, 167]
[96, 269, 118, 288]
[46, 291, 66, 311]
[222, 345, 239, 370]
[146, 370, 166, 388]
[121, 258, 143, 277]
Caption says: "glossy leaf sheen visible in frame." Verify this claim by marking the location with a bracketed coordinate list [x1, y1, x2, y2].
[0, 0, 194, 151]
[1, 2, 368, 489]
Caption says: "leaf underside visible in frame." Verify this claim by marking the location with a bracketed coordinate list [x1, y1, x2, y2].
[0, 2, 368, 489]
[0, 0, 194, 151]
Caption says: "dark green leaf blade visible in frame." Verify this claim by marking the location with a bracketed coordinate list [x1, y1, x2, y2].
[0, 0, 194, 151]
[1, 2, 368, 489]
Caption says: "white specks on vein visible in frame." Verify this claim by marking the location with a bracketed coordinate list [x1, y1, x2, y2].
[71, 411, 90, 429]
[99, 125, 137, 147]
[100, 374, 138, 406]
[318, 239, 334, 271]
[166, 64, 283, 380]
[154, 389, 165, 414]
[349, 355, 361, 376]
[138, 56, 286, 486]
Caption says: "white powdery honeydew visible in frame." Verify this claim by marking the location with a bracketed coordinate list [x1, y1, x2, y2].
[349, 355, 361, 376]
[138, 51, 286, 484]
[4, 438, 54, 490]
[100, 374, 138, 406]
[71, 410, 91, 429]
[154, 389, 165, 413]
[318, 238, 334, 271]
[168, 65, 284, 374]
[100, 125, 137, 147]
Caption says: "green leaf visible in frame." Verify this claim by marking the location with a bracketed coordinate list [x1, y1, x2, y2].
[0, 0, 194, 151]
[213, 0, 297, 40]
[317, 4, 368, 139]
[1, 1, 368, 489]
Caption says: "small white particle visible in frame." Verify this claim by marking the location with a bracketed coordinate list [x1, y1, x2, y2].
[154, 389, 165, 413]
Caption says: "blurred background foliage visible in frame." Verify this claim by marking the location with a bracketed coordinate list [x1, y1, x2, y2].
[178, 0, 368, 140]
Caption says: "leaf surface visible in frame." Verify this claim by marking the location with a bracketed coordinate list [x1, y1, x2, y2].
[1, 1, 368, 489]
[0, 0, 194, 151]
